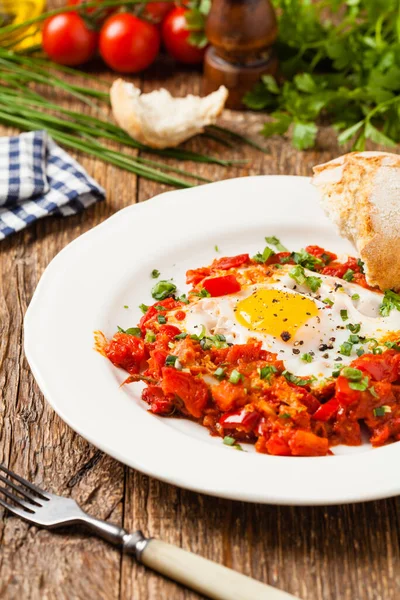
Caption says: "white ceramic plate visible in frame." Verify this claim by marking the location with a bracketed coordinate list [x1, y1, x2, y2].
[24, 176, 400, 505]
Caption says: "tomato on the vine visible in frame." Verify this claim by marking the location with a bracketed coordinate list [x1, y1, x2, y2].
[66, 0, 116, 18]
[99, 13, 160, 73]
[42, 13, 98, 66]
[162, 7, 206, 65]
[142, 2, 173, 25]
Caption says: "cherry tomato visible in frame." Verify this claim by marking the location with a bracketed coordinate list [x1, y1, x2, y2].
[42, 13, 98, 66]
[162, 7, 206, 65]
[143, 2, 173, 25]
[212, 254, 250, 270]
[203, 274, 241, 297]
[99, 13, 160, 73]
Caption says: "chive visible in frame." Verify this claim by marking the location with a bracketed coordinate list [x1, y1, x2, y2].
[152, 280, 177, 301]
[139, 303, 149, 314]
[229, 369, 244, 384]
[332, 368, 341, 378]
[384, 340, 400, 350]
[155, 305, 165, 311]
[373, 347, 383, 354]
[157, 315, 166, 324]
[117, 326, 142, 337]
[357, 259, 365, 273]
[352, 293, 360, 301]
[174, 332, 188, 340]
[356, 347, 365, 357]
[165, 355, 178, 367]
[151, 269, 160, 279]
[215, 245, 219, 252]
[301, 353, 313, 363]
[193, 288, 211, 298]
[214, 367, 226, 380]
[280, 413, 291, 419]
[340, 309, 348, 321]
[178, 294, 189, 304]
[259, 365, 277, 380]
[349, 334, 360, 344]
[190, 324, 206, 341]
[124, 305, 129, 309]
[343, 269, 354, 282]
[145, 330, 156, 343]
[265, 236, 288, 252]
[323, 298, 334, 307]
[373, 406, 386, 417]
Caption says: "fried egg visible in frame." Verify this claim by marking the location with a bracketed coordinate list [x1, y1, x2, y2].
[168, 264, 400, 384]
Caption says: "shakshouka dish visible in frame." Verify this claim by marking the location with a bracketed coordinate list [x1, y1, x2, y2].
[96, 237, 400, 457]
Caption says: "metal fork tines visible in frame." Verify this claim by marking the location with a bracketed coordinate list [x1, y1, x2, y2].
[0, 463, 51, 518]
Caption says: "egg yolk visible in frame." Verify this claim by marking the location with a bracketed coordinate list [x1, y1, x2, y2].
[236, 288, 319, 339]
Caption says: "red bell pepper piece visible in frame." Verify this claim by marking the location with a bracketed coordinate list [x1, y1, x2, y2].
[219, 407, 261, 432]
[212, 254, 250, 270]
[161, 367, 209, 418]
[312, 398, 339, 421]
[203, 274, 241, 297]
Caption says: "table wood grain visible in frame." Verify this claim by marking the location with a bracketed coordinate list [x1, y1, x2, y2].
[0, 14, 400, 600]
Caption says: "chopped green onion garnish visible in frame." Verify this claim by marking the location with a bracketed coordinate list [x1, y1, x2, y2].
[178, 294, 189, 304]
[259, 365, 277, 381]
[332, 368, 341, 378]
[190, 324, 206, 341]
[282, 370, 310, 386]
[348, 376, 369, 391]
[384, 340, 400, 350]
[340, 309, 348, 321]
[349, 334, 360, 344]
[343, 269, 354, 282]
[215, 245, 219, 252]
[347, 323, 361, 334]
[214, 367, 226, 380]
[157, 315, 166, 324]
[373, 347, 383, 354]
[223, 436, 244, 450]
[301, 353, 313, 363]
[369, 386, 379, 398]
[117, 326, 142, 337]
[373, 405, 391, 417]
[339, 342, 353, 356]
[357, 259, 365, 273]
[174, 332, 188, 340]
[139, 303, 149, 314]
[341, 367, 363, 381]
[151, 280, 177, 301]
[194, 288, 211, 298]
[356, 347, 365, 357]
[124, 305, 129, 309]
[145, 330, 156, 343]
[352, 293, 360, 301]
[291, 249, 323, 271]
[229, 369, 244, 384]
[323, 298, 334, 307]
[151, 269, 160, 279]
[165, 355, 178, 367]
[280, 413, 291, 419]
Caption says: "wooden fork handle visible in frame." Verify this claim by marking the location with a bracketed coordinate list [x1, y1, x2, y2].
[139, 538, 299, 600]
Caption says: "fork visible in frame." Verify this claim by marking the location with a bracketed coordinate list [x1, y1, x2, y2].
[0, 464, 299, 600]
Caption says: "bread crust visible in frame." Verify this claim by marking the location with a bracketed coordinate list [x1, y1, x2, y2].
[110, 79, 228, 149]
[312, 151, 400, 291]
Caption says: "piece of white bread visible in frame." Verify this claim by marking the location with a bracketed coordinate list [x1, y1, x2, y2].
[110, 79, 228, 149]
[312, 151, 400, 291]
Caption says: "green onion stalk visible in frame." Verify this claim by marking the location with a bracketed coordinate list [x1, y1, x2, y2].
[0, 2, 268, 188]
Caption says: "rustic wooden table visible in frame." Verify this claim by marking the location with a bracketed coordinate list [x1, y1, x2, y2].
[0, 24, 400, 600]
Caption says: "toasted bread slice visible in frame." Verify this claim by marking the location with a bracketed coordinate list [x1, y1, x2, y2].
[110, 79, 228, 149]
[313, 151, 400, 291]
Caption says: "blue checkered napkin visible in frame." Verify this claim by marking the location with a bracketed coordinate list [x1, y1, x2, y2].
[0, 130, 105, 240]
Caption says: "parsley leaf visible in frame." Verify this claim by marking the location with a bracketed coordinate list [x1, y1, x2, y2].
[380, 290, 400, 317]
[151, 280, 177, 301]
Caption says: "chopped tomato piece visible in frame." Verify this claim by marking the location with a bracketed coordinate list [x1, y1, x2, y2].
[226, 341, 263, 364]
[353, 350, 400, 383]
[146, 349, 168, 378]
[288, 430, 329, 456]
[211, 254, 250, 270]
[265, 251, 293, 266]
[161, 367, 209, 418]
[335, 376, 361, 406]
[212, 380, 247, 412]
[203, 274, 241, 297]
[139, 297, 180, 332]
[265, 433, 291, 456]
[186, 266, 211, 285]
[105, 333, 146, 374]
[312, 398, 339, 421]
[305, 245, 337, 264]
[219, 407, 261, 432]
[175, 310, 185, 321]
[142, 385, 174, 415]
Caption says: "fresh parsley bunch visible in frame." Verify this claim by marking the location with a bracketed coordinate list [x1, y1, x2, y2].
[244, 0, 400, 150]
